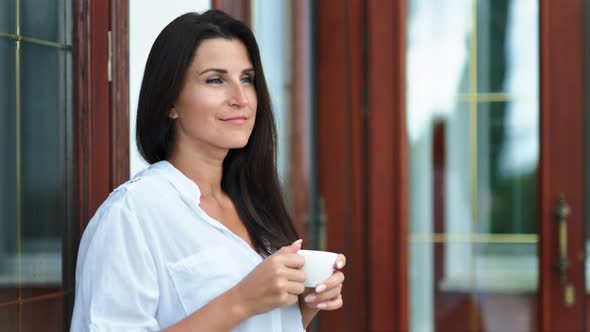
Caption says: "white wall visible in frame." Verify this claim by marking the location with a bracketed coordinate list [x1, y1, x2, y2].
[251, 0, 292, 186]
[129, 0, 211, 176]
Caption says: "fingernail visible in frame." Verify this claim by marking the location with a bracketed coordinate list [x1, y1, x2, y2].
[292, 239, 303, 246]
[316, 284, 326, 293]
[317, 303, 327, 309]
[336, 260, 344, 269]
[304, 294, 316, 303]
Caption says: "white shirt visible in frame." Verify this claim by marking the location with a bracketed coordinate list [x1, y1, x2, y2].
[71, 161, 304, 332]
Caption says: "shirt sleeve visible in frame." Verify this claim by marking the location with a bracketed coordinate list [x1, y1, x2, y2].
[71, 193, 160, 332]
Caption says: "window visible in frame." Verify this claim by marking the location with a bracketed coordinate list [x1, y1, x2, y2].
[0, 0, 73, 329]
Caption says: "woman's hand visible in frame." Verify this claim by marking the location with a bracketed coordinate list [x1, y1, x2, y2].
[231, 239, 306, 318]
[301, 254, 346, 311]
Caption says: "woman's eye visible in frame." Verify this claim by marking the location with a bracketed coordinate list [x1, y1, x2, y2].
[206, 78, 223, 84]
[241, 76, 254, 84]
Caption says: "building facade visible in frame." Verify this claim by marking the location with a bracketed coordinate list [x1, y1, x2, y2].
[1, 0, 589, 331]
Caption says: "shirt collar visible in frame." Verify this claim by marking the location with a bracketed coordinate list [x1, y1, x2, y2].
[151, 160, 202, 205]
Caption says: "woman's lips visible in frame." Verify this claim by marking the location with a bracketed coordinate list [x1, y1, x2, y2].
[222, 116, 248, 124]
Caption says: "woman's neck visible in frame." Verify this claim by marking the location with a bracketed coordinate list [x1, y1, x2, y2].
[168, 142, 227, 198]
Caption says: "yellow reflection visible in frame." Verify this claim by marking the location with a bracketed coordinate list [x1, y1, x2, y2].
[410, 233, 538, 244]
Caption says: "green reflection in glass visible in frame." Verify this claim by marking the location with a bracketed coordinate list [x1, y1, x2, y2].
[0, 0, 16, 35]
[21, 0, 59, 43]
[0, 38, 17, 258]
[477, 101, 537, 235]
[19, 41, 65, 287]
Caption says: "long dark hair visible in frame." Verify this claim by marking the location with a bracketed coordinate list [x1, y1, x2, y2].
[136, 10, 298, 255]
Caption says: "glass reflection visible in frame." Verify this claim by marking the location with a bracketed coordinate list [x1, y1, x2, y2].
[0, 0, 16, 35]
[0, 38, 18, 292]
[407, 0, 539, 331]
[0, 0, 73, 322]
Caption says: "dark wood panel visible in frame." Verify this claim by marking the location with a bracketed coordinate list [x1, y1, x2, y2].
[74, 0, 111, 233]
[539, 0, 586, 331]
[316, 0, 352, 329]
[21, 296, 64, 332]
[212, 0, 251, 26]
[348, 0, 368, 330]
[367, 0, 408, 331]
[0, 288, 64, 330]
[316, 0, 367, 331]
[74, 0, 129, 230]
[290, 0, 311, 239]
[111, 0, 130, 188]
[0, 305, 18, 330]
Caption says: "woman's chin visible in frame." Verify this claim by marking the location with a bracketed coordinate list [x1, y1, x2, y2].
[224, 139, 250, 150]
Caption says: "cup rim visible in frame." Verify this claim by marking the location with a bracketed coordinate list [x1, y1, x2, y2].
[297, 249, 338, 256]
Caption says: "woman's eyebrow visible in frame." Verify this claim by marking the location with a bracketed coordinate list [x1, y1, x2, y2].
[199, 67, 255, 75]
[199, 68, 227, 75]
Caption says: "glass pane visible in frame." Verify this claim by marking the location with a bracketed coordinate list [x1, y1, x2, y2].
[0, 0, 73, 326]
[407, 0, 472, 99]
[0, 38, 18, 301]
[0, 0, 16, 34]
[474, 243, 538, 331]
[21, 0, 71, 44]
[476, 102, 538, 235]
[407, 1, 539, 331]
[477, 0, 539, 96]
[20, 41, 68, 287]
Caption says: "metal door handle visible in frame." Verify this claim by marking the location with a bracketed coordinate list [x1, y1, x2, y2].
[555, 194, 574, 306]
[555, 194, 570, 282]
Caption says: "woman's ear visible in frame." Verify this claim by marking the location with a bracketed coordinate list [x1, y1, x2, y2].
[169, 108, 179, 119]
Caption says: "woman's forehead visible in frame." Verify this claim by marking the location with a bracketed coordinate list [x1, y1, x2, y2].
[192, 38, 253, 70]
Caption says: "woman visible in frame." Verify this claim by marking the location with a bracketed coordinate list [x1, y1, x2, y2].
[71, 10, 345, 332]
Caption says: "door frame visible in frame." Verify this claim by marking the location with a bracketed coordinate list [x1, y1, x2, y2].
[366, 0, 409, 331]
[70, 0, 129, 326]
[212, 0, 251, 26]
[74, 0, 129, 233]
[539, 0, 586, 330]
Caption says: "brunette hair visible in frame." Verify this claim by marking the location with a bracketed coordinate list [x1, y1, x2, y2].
[136, 10, 298, 255]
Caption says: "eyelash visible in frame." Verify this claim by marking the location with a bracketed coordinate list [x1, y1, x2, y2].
[241, 76, 254, 84]
[205, 76, 254, 84]
[206, 78, 223, 84]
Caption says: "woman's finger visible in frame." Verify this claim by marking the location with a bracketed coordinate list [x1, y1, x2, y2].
[315, 271, 345, 293]
[304, 284, 342, 304]
[280, 266, 306, 283]
[276, 253, 306, 269]
[316, 294, 343, 310]
[286, 280, 306, 296]
[334, 254, 346, 270]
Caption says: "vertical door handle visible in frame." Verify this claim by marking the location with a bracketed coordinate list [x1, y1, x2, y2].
[555, 194, 570, 281]
[555, 194, 574, 306]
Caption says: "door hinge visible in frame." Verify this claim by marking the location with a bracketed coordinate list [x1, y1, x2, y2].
[108, 30, 113, 82]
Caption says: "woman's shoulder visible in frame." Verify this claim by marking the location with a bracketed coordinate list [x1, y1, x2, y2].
[110, 162, 176, 201]
[89, 163, 173, 222]
[115, 162, 167, 190]
[82, 167, 173, 245]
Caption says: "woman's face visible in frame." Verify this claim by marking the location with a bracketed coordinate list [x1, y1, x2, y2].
[170, 38, 257, 155]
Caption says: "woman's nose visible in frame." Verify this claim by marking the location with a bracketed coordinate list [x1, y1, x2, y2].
[228, 82, 249, 107]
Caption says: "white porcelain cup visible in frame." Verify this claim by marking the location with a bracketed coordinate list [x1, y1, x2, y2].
[297, 249, 338, 287]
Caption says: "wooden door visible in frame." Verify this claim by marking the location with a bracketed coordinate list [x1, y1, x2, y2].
[0, 0, 128, 330]
[368, 1, 586, 331]
[316, 0, 587, 331]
